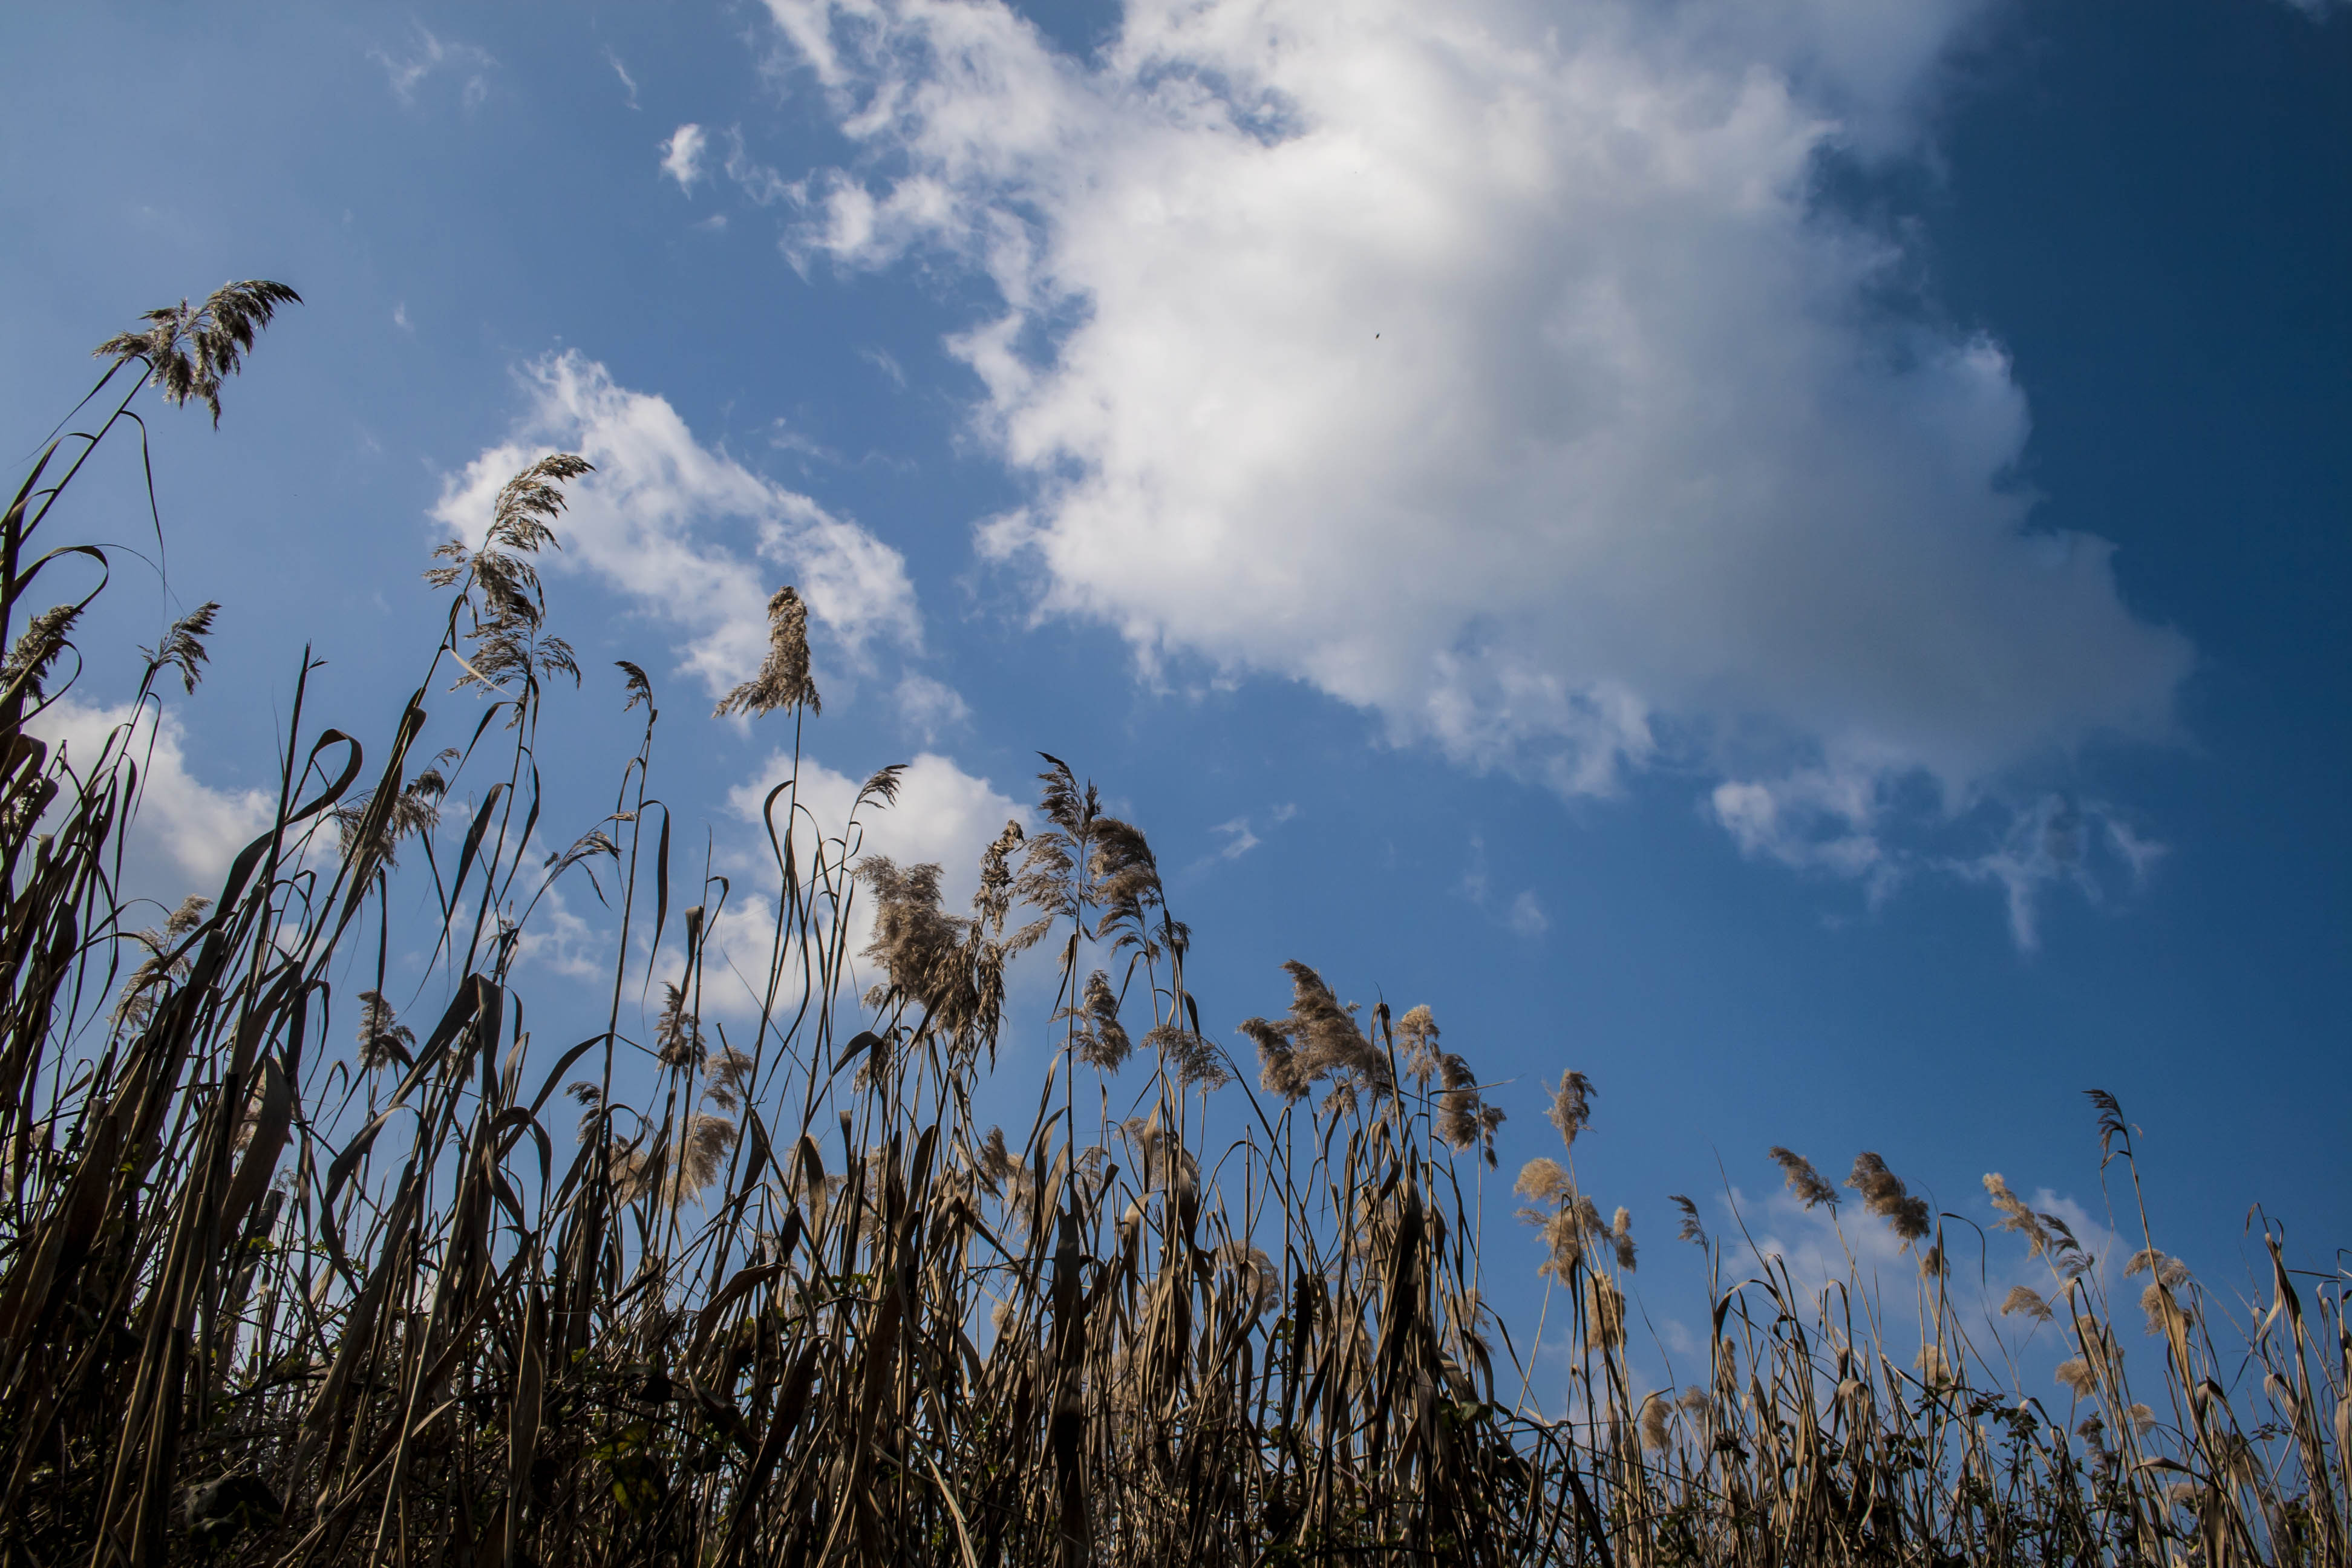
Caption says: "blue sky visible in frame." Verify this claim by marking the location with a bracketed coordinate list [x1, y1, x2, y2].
[4, 0, 2345, 1390]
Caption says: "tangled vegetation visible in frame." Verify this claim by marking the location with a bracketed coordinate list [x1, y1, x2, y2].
[0, 284, 2342, 1566]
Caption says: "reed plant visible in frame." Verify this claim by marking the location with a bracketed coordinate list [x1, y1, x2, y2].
[0, 283, 2341, 1566]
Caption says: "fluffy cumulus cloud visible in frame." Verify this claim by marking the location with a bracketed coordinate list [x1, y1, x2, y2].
[760, 0, 2194, 935]
[25, 698, 273, 904]
[435, 353, 930, 702]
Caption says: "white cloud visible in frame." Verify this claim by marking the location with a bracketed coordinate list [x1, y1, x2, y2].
[370, 26, 495, 108]
[1210, 816, 1260, 860]
[1947, 793, 2160, 952]
[607, 47, 642, 110]
[660, 123, 710, 189]
[25, 698, 273, 904]
[762, 0, 2195, 939]
[1506, 889, 1548, 937]
[893, 672, 970, 739]
[433, 351, 923, 700]
[1459, 831, 1546, 935]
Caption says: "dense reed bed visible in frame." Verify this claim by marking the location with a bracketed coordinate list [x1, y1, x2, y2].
[0, 284, 2342, 1566]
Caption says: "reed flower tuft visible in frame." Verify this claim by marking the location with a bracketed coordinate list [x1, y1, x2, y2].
[2, 604, 82, 705]
[1846, 1152, 1931, 1245]
[93, 279, 302, 425]
[140, 601, 220, 694]
[1547, 1070, 1594, 1151]
[1669, 1194, 1707, 1247]
[2001, 1285, 2054, 1323]
[713, 586, 820, 718]
[1768, 1147, 1838, 1210]
[355, 990, 415, 1072]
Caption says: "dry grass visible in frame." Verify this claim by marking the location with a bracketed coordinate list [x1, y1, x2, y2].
[0, 285, 2342, 1566]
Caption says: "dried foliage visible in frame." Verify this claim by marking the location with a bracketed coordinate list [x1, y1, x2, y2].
[0, 289, 2342, 1568]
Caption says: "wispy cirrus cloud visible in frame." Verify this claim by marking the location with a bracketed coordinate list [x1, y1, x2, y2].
[370, 25, 495, 109]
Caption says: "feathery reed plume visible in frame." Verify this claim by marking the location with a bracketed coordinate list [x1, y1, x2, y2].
[109, 894, 211, 1031]
[1238, 961, 1388, 1114]
[139, 601, 219, 694]
[654, 981, 705, 1067]
[715, 585, 820, 717]
[1846, 1151, 1932, 1244]
[1610, 1206, 1638, 1271]
[2001, 1285, 2055, 1323]
[93, 279, 302, 424]
[1398, 1002, 1440, 1084]
[1670, 1193, 1707, 1247]
[1241, 1015, 1306, 1103]
[1434, 1048, 1504, 1165]
[859, 855, 990, 1035]
[1142, 1022, 1228, 1089]
[1984, 1171, 2055, 1257]
[616, 658, 654, 712]
[333, 767, 445, 871]
[1767, 1146, 1839, 1210]
[426, 453, 592, 694]
[2, 604, 80, 704]
[1587, 1272, 1627, 1350]
[2087, 1086, 2131, 1166]
[1547, 1069, 1594, 1151]
[354, 990, 416, 1071]
[2055, 1357, 2098, 1397]
[1073, 969, 1132, 1070]
[1638, 1392, 1673, 1451]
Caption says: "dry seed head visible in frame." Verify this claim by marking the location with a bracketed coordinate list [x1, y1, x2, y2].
[1586, 1272, 1626, 1350]
[1638, 1391, 1672, 1450]
[1547, 1070, 1595, 1151]
[355, 990, 416, 1072]
[2001, 1285, 2054, 1323]
[1846, 1152, 1931, 1245]
[2055, 1357, 2097, 1397]
[1768, 1147, 1838, 1210]
[681, 1112, 739, 1197]
[3, 604, 82, 704]
[1915, 1344, 1953, 1383]
[654, 982, 705, 1068]
[2140, 1280, 2192, 1338]
[1984, 1172, 2055, 1258]
[2124, 1247, 2163, 1278]
[1515, 1157, 1572, 1203]
[1397, 1003, 1439, 1083]
[1144, 1022, 1228, 1089]
[1074, 969, 1132, 1071]
[713, 585, 820, 719]
[141, 601, 220, 694]
[1610, 1207, 1638, 1271]
[2128, 1402, 2156, 1436]
[93, 279, 302, 425]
